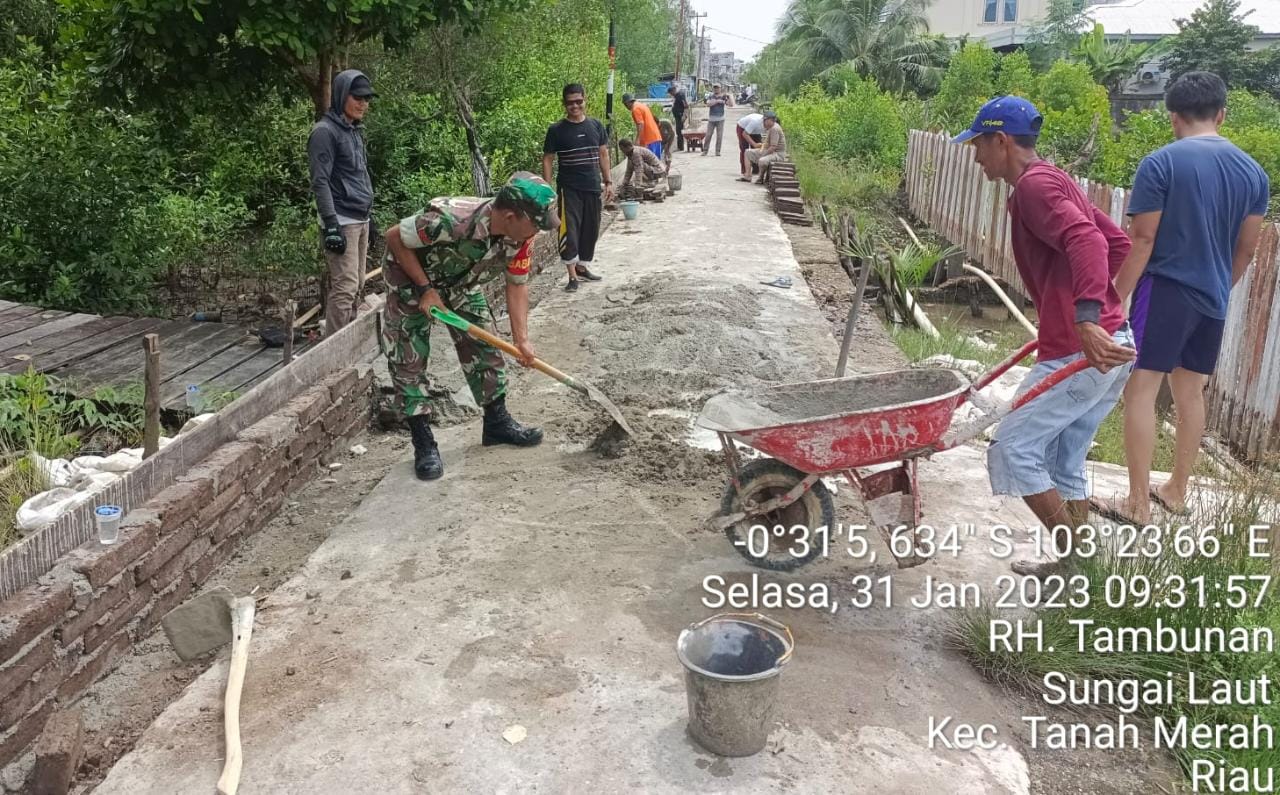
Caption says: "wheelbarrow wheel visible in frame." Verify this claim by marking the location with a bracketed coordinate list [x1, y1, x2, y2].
[720, 458, 834, 572]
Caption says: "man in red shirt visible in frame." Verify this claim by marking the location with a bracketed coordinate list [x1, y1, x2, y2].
[953, 97, 1136, 576]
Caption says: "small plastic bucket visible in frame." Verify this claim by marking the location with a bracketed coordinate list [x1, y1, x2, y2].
[676, 612, 793, 756]
[668, 173, 683, 192]
[95, 505, 123, 545]
[620, 200, 640, 221]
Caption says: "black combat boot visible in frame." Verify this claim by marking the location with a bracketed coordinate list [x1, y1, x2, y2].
[481, 397, 543, 447]
[407, 415, 444, 480]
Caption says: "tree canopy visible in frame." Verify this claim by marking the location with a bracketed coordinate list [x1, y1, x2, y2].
[63, 0, 532, 116]
[1163, 0, 1279, 98]
[768, 0, 948, 96]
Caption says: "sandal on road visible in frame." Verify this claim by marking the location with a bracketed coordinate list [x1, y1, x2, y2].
[1089, 496, 1147, 526]
[1150, 486, 1190, 516]
[736, 176, 753, 183]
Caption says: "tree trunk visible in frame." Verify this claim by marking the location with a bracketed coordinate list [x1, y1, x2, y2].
[453, 87, 491, 196]
[293, 50, 334, 120]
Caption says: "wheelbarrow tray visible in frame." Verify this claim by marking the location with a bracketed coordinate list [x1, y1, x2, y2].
[696, 369, 969, 473]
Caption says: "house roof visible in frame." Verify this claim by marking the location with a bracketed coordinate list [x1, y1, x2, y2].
[1085, 0, 1280, 38]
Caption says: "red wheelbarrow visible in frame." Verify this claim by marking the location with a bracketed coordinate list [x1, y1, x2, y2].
[696, 340, 1090, 571]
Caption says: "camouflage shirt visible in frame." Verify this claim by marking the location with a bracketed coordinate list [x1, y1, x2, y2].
[388, 197, 534, 293]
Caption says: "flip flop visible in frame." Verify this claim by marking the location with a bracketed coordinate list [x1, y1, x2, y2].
[760, 276, 792, 289]
[736, 177, 753, 182]
[1089, 497, 1144, 526]
[1149, 487, 1190, 516]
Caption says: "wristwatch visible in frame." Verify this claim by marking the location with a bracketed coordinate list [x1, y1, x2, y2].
[410, 282, 432, 299]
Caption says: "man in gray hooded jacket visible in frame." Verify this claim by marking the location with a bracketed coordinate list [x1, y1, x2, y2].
[308, 69, 376, 334]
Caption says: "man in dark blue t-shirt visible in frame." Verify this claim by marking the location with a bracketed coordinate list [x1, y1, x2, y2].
[1101, 72, 1269, 525]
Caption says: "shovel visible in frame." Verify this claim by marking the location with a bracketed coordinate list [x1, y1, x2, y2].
[428, 306, 633, 436]
[160, 587, 255, 795]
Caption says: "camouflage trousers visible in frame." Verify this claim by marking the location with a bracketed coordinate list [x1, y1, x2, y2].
[382, 286, 507, 418]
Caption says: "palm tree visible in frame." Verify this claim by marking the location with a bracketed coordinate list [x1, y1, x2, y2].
[1072, 23, 1164, 95]
[777, 0, 947, 94]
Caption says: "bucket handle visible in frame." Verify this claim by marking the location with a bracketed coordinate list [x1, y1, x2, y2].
[687, 612, 794, 666]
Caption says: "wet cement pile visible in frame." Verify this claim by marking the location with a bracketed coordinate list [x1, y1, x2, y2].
[585, 277, 787, 411]
[560, 275, 790, 486]
[699, 369, 967, 432]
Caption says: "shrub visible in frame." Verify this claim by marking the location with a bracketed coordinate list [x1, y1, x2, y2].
[777, 77, 909, 171]
[1093, 108, 1172, 187]
[1034, 61, 1112, 172]
[1222, 90, 1280, 199]
[996, 51, 1036, 98]
[933, 43, 998, 131]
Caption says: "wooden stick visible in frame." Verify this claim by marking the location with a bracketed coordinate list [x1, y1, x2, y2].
[898, 216, 924, 248]
[292, 303, 321, 329]
[142, 334, 161, 459]
[282, 300, 296, 366]
[836, 253, 873, 378]
[291, 268, 383, 330]
[216, 598, 255, 795]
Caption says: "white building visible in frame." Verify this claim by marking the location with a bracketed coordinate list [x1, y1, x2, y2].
[924, 0, 1055, 47]
[708, 51, 745, 87]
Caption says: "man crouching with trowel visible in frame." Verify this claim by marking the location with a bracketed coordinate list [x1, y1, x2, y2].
[954, 97, 1136, 577]
[381, 172, 557, 481]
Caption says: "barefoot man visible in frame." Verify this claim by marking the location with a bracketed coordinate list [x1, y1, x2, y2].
[1100, 72, 1269, 524]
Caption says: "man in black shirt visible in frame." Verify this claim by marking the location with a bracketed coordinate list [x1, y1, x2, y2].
[667, 84, 688, 151]
[542, 83, 613, 292]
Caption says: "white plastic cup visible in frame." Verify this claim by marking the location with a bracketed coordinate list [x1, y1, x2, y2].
[95, 505, 122, 545]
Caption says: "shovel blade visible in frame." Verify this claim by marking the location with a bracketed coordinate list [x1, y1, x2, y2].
[161, 586, 235, 661]
[583, 382, 633, 436]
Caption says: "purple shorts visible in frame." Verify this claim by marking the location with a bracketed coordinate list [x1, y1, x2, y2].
[1130, 273, 1225, 375]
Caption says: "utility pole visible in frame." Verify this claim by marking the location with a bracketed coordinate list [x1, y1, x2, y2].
[606, 17, 616, 141]
[673, 0, 687, 85]
[690, 13, 707, 91]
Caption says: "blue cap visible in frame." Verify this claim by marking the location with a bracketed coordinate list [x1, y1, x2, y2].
[951, 96, 1043, 144]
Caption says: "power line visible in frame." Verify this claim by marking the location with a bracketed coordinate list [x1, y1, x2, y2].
[702, 25, 773, 47]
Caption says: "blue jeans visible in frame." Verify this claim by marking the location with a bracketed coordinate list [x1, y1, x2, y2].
[987, 327, 1134, 500]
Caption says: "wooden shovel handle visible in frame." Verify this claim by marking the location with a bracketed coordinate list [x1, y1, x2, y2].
[460, 323, 583, 392]
[216, 599, 255, 795]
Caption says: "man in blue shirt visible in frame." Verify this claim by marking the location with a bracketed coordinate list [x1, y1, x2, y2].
[1100, 72, 1269, 524]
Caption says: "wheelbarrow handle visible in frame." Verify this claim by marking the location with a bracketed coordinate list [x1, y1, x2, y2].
[939, 354, 1095, 450]
[970, 338, 1038, 394]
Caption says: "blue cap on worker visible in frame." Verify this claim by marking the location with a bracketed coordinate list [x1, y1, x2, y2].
[951, 96, 1043, 144]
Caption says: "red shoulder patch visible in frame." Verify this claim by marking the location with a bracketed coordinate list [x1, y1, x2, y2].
[507, 239, 533, 276]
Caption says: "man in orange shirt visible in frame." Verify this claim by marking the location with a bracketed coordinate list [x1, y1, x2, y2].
[623, 94, 663, 160]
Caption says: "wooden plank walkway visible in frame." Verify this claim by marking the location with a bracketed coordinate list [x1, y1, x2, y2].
[0, 302, 313, 411]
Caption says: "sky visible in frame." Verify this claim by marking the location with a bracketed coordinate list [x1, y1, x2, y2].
[687, 0, 789, 62]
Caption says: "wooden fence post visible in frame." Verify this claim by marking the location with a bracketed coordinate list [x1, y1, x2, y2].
[283, 300, 297, 366]
[142, 334, 161, 459]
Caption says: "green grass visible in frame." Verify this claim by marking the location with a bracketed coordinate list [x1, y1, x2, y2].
[948, 465, 1280, 785]
[889, 321, 1020, 368]
[792, 150, 901, 215]
[0, 371, 149, 548]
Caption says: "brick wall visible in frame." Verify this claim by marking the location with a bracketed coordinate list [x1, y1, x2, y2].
[0, 364, 374, 768]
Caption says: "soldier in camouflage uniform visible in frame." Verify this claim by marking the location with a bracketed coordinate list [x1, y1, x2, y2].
[381, 172, 558, 480]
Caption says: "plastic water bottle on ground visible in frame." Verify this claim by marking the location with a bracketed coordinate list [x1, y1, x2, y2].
[186, 385, 203, 413]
